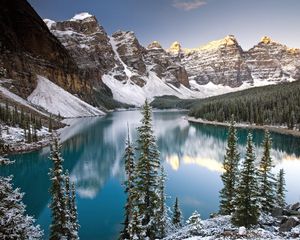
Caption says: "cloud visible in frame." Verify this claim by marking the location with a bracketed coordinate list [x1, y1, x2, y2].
[172, 0, 207, 11]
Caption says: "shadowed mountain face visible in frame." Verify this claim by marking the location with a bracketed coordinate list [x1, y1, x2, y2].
[1, 0, 299, 108]
[0, 0, 113, 107]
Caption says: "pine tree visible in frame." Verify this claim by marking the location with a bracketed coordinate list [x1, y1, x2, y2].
[120, 127, 136, 240]
[70, 182, 80, 240]
[258, 130, 275, 213]
[49, 136, 69, 240]
[186, 211, 202, 236]
[276, 169, 286, 208]
[49, 115, 53, 133]
[0, 176, 43, 239]
[219, 116, 240, 215]
[64, 170, 73, 239]
[172, 197, 183, 228]
[27, 122, 32, 143]
[133, 100, 161, 239]
[156, 166, 169, 239]
[33, 124, 38, 142]
[232, 133, 260, 228]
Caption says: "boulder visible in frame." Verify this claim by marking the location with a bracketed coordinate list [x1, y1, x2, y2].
[279, 216, 300, 232]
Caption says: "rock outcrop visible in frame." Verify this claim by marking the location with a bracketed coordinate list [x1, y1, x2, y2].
[48, 13, 118, 91]
[1, 0, 300, 107]
[0, 0, 92, 102]
[245, 36, 300, 83]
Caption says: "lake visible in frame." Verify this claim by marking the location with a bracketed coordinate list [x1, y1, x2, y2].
[1, 110, 300, 240]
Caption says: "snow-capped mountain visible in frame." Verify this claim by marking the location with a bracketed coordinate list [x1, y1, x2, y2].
[1, 0, 299, 110]
[46, 13, 300, 106]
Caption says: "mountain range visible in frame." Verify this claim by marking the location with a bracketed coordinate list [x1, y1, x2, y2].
[0, 0, 299, 117]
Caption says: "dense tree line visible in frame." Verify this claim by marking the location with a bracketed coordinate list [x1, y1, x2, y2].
[0, 102, 43, 145]
[189, 81, 300, 130]
[219, 121, 287, 228]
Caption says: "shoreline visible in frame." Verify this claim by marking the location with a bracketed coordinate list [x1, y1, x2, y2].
[187, 117, 300, 138]
[5, 136, 52, 156]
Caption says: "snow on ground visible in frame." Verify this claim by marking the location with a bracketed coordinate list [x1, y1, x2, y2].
[0, 84, 47, 116]
[103, 69, 293, 106]
[28, 75, 105, 118]
[165, 214, 299, 240]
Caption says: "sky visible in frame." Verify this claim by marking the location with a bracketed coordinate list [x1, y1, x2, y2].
[28, 0, 300, 50]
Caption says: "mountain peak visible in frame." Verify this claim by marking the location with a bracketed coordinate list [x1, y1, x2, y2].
[70, 12, 94, 21]
[169, 41, 182, 53]
[147, 41, 162, 49]
[260, 36, 272, 44]
[196, 35, 238, 51]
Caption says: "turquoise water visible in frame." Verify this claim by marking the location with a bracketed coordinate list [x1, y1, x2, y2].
[1, 110, 300, 240]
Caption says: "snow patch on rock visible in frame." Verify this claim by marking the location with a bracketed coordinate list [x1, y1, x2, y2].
[70, 12, 93, 21]
[28, 75, 105, 118]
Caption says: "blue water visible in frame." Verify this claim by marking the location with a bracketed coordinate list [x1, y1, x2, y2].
[1, 110, 300, 240]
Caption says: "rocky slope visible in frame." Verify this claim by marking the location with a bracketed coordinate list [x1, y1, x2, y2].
[168, 35, 300, 88]
[47, 12, 300, 105]
[1, 0, 299, 108]
[0, 0, 91, 102]
[47, 14, 196, 105]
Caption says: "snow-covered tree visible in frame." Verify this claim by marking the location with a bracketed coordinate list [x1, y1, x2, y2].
[70, 182, 80, 239]
[258, 130, 275, 213]
[219, 117, 240, 215]
[48, 136, 69, 240]
[0, 176, 43, 239]
[172, 197, 183, 228]
[276, 169, 286, 208]
[156, 166, 169, 239]
[133, 100, 161, 239]
[120, 128, 136, 240]
[64, 170, 79, 240]
[186, 211, 202, 235]
[232, 133, 260, 228]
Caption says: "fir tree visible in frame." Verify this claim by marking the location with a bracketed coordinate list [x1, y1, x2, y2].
[276, 169, 286, 208]
[232, 133, 260, 228]
[49, 115, 53, 133]
[64, 170, 73, 240]
[48, 136, 68, 240]
[70, 182, 80, 240]
[172, 197, 183, 228]
[258, 130, 275, 213]
[186, 211, 202, 236]
[120, 127, 136, 240]
[219, 116, 240, 215]
[0, 176, 43, 239]
[156, 166, 169, 239]
[133, 100, 161, 239]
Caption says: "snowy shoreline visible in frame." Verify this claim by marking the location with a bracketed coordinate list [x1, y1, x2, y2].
[187, 117, 300, 138]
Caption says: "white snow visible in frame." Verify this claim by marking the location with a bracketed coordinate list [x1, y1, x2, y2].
[43, 19, 56, 29]
[70, 12, 93, 21]
[28, 75, 105, 118]
[102, 71, 197, 106]
[109, 36, 134, 78]
[103, 69, 290, 106]
[0, 84, 47, 116]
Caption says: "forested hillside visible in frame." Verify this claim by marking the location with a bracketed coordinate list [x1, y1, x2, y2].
[189, 80, 300, 130]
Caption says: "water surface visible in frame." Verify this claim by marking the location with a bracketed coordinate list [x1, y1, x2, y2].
[1, 110, 300, 240]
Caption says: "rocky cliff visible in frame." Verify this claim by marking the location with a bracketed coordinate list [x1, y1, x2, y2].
[1, 1, 299, 108]
[168, 35, 300, 88]
[0, 0, 92, 102]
